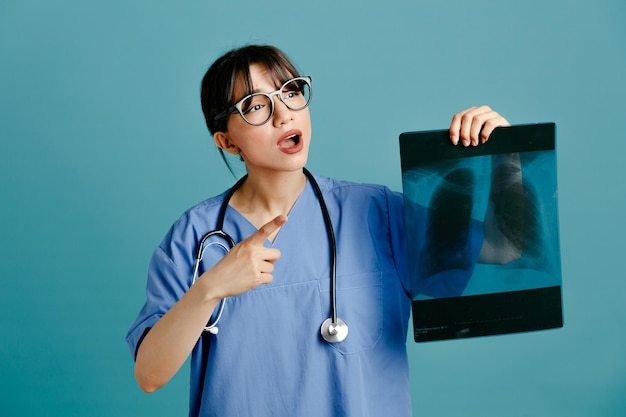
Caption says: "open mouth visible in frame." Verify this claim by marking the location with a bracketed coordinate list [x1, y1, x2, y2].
[278, 133, 303, 152]
[288, 134, 300, 145]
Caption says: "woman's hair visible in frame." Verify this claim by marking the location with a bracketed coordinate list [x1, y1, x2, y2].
[200, 45, 301, 135]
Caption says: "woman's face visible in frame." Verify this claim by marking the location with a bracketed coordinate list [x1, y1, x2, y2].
[214, 64, 312, 176]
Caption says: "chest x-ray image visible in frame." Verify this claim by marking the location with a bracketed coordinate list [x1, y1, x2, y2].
[400, 123, 563, 342]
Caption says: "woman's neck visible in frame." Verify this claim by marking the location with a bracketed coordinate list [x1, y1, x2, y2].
[229, 168, 307, 229]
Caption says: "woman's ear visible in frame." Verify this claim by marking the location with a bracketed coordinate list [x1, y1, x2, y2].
[214, 132, 240, 155]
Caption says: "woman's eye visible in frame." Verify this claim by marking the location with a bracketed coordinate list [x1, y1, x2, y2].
[284, 91, 300, 99]
[242, 96, 267, 114]
[245, 104, 264, 114]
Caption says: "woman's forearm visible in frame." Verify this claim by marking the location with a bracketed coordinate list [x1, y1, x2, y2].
[134, 279, 220, 393]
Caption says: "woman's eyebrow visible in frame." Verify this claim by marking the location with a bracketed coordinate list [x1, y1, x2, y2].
[248, 86, 278, 94]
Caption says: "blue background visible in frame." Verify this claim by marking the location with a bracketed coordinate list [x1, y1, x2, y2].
[1, 0, 624, 416]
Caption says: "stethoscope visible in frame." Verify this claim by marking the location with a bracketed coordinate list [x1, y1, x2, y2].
[191, 168, 349, 344]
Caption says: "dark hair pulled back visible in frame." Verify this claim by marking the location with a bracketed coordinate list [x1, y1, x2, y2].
[200, 45, 300, 135]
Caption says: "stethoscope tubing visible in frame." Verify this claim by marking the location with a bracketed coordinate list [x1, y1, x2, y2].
[304, 169, 338, 324]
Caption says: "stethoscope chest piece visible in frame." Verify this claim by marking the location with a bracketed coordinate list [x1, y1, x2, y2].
[320, 317, 349, 343]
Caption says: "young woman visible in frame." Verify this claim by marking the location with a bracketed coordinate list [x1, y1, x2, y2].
[126, 45, 510, 417]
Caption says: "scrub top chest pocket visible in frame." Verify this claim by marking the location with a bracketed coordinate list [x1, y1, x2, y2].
[319, 270, 383, 354]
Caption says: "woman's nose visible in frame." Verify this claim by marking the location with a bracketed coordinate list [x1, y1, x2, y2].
[272, 95, 293, 126]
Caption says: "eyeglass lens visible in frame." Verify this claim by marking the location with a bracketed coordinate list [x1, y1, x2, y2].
[240, 78, 311, 125]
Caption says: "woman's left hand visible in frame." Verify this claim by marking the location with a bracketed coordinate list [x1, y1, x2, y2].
[449, 105, 510, 147]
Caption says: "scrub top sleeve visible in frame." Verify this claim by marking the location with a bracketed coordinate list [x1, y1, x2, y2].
[387, 189, 411, 297]
[125, 243, 191, 359]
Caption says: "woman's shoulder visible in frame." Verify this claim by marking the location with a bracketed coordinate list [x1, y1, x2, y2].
[158, 190, 230, 252]
[313, 173, 402, 205]
[177, 192, 227, 226]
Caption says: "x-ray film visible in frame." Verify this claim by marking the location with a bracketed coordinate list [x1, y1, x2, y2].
[400, 123, 563, 342]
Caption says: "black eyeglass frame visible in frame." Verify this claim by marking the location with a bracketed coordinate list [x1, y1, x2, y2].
[213, 76, 312, 126]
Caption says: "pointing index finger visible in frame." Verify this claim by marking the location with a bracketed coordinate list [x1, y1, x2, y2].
[248, 215, 288, 245]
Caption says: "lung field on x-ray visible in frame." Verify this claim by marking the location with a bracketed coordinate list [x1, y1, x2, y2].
[488, 161, 541, 260]
[420, 168, 476, 277]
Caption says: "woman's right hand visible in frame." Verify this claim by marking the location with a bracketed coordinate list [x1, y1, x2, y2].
[449, 105, 510, 147]
[199, 214, 287, 299]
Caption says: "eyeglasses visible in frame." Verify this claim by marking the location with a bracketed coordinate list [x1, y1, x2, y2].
[214, 76, 312, 126]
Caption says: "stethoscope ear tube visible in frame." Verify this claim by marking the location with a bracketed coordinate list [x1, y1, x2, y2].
[191, 175, 244, 335]
[192, 230, 235, 334]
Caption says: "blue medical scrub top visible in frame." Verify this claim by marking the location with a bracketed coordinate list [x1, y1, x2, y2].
[126, 175, 413, 417]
